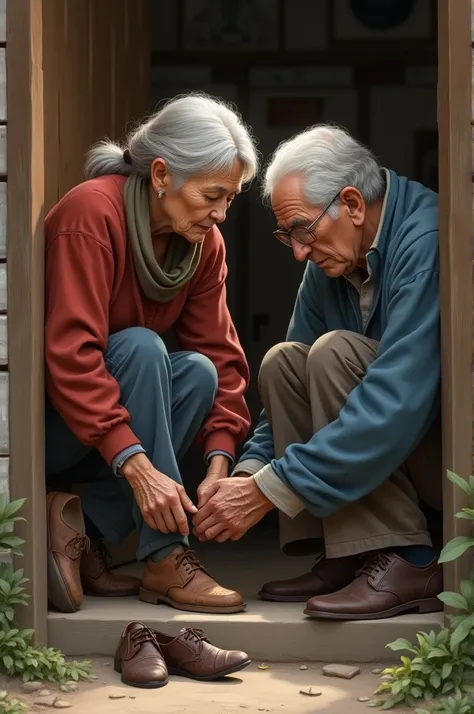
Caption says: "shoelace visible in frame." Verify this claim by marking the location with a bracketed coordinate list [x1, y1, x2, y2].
[131, 625, 161, 648]
[356, 552, 392, 579]
[181, 627, 210, 645]
[66, 534, 90, 559]
[91, 540, 112, 575]
[175, 549, 203, 575]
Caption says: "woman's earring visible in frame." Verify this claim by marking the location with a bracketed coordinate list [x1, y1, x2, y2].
[158, 189, 165, 199]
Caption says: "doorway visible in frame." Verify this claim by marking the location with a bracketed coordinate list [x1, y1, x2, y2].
[5, 0, 473, 643]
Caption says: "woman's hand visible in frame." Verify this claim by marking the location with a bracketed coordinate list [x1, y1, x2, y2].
[121, 453, 197, 536]
[197, 454, 229, 509]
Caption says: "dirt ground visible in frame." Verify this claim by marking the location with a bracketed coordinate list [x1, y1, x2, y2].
[2, 659, 414, 714]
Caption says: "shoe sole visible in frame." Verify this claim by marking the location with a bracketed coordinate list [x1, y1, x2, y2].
[114, 663, 168, 688]
[303, 597, 443, 621]
[83, 589, 139, 598]
[47, 495, 80, 614]
[259, 590, 308, 603]
[168, 659, 252, 681]
[119, 676, 168, 689]
[139, 588, 246, 614]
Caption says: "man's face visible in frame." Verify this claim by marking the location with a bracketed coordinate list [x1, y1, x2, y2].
[271, 173, 366, 277]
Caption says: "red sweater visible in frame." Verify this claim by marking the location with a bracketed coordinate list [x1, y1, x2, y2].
[44, 175, 251, 465]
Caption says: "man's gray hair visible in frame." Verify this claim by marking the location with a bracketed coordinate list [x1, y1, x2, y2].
[263, 124, 384, 218]
[85, 92, 259, 185]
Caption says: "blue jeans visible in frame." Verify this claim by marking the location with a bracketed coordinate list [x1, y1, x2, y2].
[45, 327, 218, 561]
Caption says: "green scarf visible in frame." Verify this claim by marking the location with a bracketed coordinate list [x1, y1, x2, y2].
[124, 173, 202, 303]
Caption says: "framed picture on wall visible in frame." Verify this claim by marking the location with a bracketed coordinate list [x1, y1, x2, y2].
[182, 0, 279, 51]
[332, 0, 434, 42]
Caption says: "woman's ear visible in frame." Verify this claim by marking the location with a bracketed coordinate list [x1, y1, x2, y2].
[150, 158, 169, 193]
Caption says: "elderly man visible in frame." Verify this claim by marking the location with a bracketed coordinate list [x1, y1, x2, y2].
[193, 124, 443, 621]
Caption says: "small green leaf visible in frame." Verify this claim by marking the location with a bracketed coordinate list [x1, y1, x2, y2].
[2, 655, 13, 670]
[450, 612, 474, 648]
[447, 470, 474, 496]
[437, 592, 469, 610]
[386, 638, 416, 653]
[1, 499, 26, 520]
[441, 662, 453, 679]
[439, 537, 474, 564]
[0, 535, 24, 549]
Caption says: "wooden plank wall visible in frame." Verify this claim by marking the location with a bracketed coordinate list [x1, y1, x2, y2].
[43, 0, 150, 214]
[0, 0, 8, 522]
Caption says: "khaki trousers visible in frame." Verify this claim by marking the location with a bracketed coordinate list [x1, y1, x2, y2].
[258, 330, 442, 559]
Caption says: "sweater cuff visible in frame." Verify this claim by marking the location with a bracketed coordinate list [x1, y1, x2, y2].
[111, 444, 146, 476]
[96, 422, 142, 466]
[231, 458, 266, 477]
[205, 450, 234, 467]
[204, 430, 237, 460]
[253, 465, 305, 519]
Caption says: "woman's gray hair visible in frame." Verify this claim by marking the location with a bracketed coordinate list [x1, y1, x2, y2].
[85, 92, 259, 186]
[263, 124, 384, 218]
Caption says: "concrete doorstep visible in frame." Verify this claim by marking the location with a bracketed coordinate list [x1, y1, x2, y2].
[47, 532, 443, 662]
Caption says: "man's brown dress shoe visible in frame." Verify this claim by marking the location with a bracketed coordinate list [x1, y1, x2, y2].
[140, 546, 245, 614]
[114, 622, 168, 688]
[154, 627, 251, 681]
[304, 551, 443, 620]
[81, 541, 140, 597]
[259, 554, 360, 602]
[47, 491, 90, 613]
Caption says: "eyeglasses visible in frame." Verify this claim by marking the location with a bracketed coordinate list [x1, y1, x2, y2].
[273, 191, 340, 248]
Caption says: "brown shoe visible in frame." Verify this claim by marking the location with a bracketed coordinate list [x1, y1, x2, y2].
[259, 553, 360, 602]
[81, 541, 140, 597]
[140, 547, 245, 614]
[304, 551, 443, 620]
[154, 627, 251, 681]
[46, 491, 90, 613]
[114, 622, 168, 688]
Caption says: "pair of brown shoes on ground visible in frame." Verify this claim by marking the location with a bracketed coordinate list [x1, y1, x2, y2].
[114, 622, 251, 688]
[47, 491, 244, 614]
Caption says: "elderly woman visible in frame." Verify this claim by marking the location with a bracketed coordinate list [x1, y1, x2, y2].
[45, 93, 258, 615]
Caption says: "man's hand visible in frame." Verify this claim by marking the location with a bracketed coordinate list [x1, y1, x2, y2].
[197, 454, 229, 509]
[192, 477, 274, 543]
[122, 453, 197, 536]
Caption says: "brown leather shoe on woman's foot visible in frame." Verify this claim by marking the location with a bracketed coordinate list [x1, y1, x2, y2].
[154, 627, 251, 681]
[114, 622, 168, 688]
[81, 541, 140, 597]
[140, 547, 245, 614]
[46, 492, 90, 613]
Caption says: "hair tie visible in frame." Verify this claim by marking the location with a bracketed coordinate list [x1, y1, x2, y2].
[123, 148, 132, 165]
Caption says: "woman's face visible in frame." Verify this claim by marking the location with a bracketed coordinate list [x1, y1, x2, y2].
[150, 158, 244, 243]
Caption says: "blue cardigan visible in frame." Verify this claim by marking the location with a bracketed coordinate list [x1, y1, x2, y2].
[238, 170, 440, 518]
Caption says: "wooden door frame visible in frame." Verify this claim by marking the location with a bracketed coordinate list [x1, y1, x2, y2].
[6, 0, 47, 641]
[437, 0, 473, 595]
[4, 0, 473, 639]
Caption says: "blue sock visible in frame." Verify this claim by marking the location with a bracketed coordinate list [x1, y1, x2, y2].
[83, 513, 103, 542]
[394, 545, 436, 567]
[151, 544, 182, 562]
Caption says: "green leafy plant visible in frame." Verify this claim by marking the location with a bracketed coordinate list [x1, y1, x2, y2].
[373, 471, 474, 711]
[0, 690, 27, 714]
[416, 692, 474, 714]
[0, 495, 93, 693]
